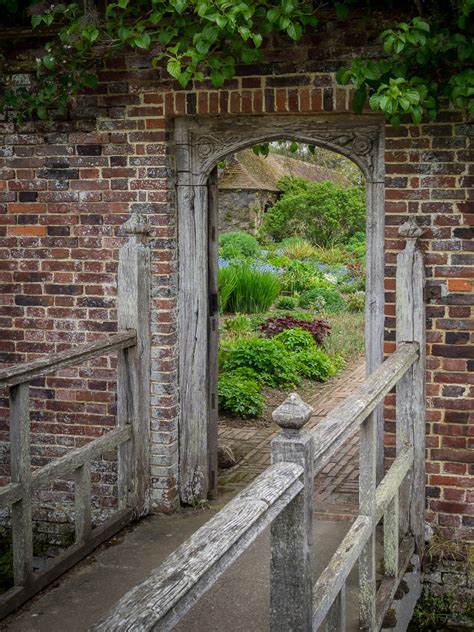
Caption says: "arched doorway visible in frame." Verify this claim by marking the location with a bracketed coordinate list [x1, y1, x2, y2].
[175, 115, 385, 504]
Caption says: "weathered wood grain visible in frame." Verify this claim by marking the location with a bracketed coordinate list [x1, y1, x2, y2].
[0, 482, 22, 508]
[375, 536, 416, 631]
[312, 515, 372, 630]
[271, 394, 314, 632]
[178, 183, 210, 504]
[375, 446, 413, 524]
[365, 180, 386, 484]
[0, 509, 133, 620]
[117, 217, 151, 517]
[9, 383, 33, 586]
[384, 493, 399, 578]
[0, 332, 136, 386]
[74, 462, 92, 544]
[396, 226, 426, 555]
[326, 586, 346, 632]
[311, 343, 418, 475]
[207, 168, 219, 500]
[31, 426, 131, 492]
[92, 462, 303, 632]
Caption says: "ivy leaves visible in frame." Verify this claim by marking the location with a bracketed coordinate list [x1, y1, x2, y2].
[1, 0, 473, 124]
[337, 4, 474, 125]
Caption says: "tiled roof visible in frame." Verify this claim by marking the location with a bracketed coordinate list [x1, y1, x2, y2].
[218, 149, 349, 191]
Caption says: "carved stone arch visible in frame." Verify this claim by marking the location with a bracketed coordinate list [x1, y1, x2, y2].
[175, 114, 385, 504]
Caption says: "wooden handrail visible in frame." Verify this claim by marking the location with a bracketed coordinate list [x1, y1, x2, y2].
[0, 331, 137, 386]
[311, 342, 419, 475]
[92, 462, 303, 632]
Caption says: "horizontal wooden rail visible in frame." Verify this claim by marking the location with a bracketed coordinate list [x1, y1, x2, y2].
[0, 331, 137, 386]
[312, 515, 372, 630]
[0, 426, 132, 510]
[311, 342, 418, 475]
[375, 446, 414, 523]
[92, 462, 304, 632]
[0, 508, 133, 620]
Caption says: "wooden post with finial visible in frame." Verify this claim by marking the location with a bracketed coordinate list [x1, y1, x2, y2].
[396, 216, 426, 556]
[117, 214, 151, 518]
[270, 393, 314, 631]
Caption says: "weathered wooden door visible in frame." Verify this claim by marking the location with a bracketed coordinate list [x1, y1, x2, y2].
[207, 168, 219, 499]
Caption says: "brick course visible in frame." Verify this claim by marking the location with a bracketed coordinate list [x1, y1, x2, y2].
[0, 10, 472, 538]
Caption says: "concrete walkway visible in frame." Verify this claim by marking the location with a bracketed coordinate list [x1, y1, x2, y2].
[3, 359, 366, 632]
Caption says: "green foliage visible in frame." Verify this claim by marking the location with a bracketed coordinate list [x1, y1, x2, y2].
[1, 2, 472, 123]
[336, 4, 474, 125]
[280, 260, 323, 293]
[262, 178, 366, 248]
[299, 287, 346, 313]
[218, 371, 265, 418]
[222, 337, 300, 387]
[219, 231, 260, 259]
[275, 295, 298, 310]
[273, 327, 315, 352]
[408, 589, 474, 631]
[218, 266, 238, 314]
[345, 291, 365, 312]
[219, 265, 280, 314]
[295, 347, 338, 381]
[280, 237, 317, 260]
[224, 313, 253, 337]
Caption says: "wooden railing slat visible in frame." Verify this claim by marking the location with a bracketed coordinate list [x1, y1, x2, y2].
[92, 463, 303, 632]
[312, 515, 372, 630]
[384, 492, 399, 578]
[0, 331, 136, 386]
[311, 343, 418, 475]
[74, 463, 92, 544]
[31, 426, 132, 492]
[375, 447, 413, 524]
[9, 383, 33, 586]
[326, 585, 346, 632]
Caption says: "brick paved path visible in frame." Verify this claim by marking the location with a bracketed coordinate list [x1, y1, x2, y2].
[218, 359, 366, 521]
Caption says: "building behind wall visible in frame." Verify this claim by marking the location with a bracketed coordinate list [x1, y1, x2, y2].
[0, 9, 472, 544]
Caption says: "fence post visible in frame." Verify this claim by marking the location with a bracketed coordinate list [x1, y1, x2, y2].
[270, 393, 314, 632]
[117, 214, 151, 518]
[9, 383, 33, 585]
[396, 216, 426, 556]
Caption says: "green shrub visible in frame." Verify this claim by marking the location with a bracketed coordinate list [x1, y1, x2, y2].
[218, 266, 237, 314]
[345, 291, 365, 312]
[218, 371, 265, 418]
[299, 287, 346, 313]
[274, 328, 316, 352]
[219, 231, 260, 259]
[224, 265, 280, 313]
[219, 265, 280, 314]
[280, 260, 322, 293]
[275, 295, 298, 310]
[294, 347, 337, 381]
[224, 314, 253, 336]
[222, 337, 300, 387]
[261, 178, 366, 247]
[280, 238, 316, 260]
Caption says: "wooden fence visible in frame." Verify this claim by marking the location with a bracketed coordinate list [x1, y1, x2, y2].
[93, 217, 426, 632]
[0, 214, 150, 619]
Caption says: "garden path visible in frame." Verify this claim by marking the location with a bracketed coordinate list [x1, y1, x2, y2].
[218, 357, 366, 521]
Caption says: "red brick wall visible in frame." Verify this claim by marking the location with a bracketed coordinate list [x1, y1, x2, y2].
[0, 11, 472, 538]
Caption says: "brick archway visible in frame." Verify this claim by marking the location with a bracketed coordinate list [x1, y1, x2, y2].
[175, 114, 385, 504]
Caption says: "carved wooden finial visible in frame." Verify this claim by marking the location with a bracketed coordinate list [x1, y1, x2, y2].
[398, 216, 425, 240]
[272, 392, 313, 431]
[120, 213, 150, 237]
